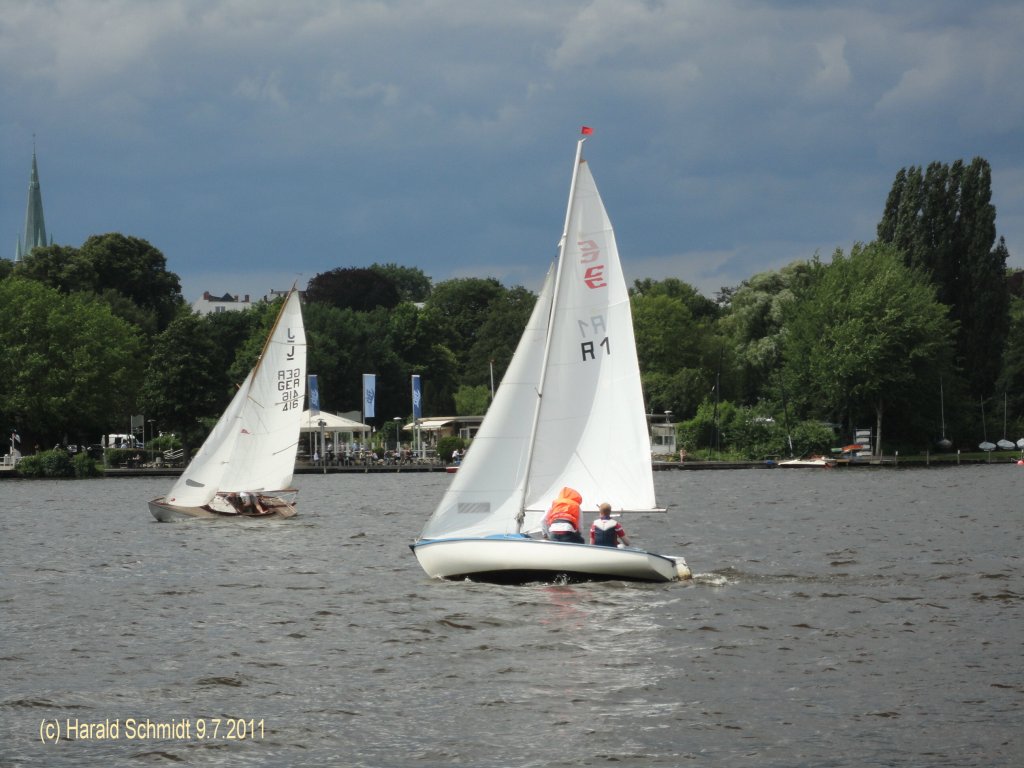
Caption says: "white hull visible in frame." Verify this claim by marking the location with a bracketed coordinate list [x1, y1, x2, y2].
[411, 536, 686, 583]
[778, 457, 834, 468]
[148, 494, 297, 522]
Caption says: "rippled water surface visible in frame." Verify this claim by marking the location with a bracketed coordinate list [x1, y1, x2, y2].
[1, 466, 1022, 766]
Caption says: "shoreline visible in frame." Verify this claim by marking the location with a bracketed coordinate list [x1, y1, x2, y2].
[2, 454, 1017, 479]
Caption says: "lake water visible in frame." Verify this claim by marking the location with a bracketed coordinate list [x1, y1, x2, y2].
[1, 466, 1021, 767]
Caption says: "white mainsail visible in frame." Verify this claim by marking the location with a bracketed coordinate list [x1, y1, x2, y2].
[417, 146, 657, 542]
[523, 158, 656, 525]
[166, 289, 307, 507]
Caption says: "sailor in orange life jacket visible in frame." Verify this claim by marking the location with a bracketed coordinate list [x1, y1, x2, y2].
[543, 486, 584, 543]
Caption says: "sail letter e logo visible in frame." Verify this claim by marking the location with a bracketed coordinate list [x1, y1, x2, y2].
[584, 266, 606, 289]
[578, 240, 606, 288]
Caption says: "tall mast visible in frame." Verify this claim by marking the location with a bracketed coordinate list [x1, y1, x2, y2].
[515, 136, 587, 530]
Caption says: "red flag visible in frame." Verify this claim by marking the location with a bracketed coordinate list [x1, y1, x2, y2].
[580, 125, 593, 135]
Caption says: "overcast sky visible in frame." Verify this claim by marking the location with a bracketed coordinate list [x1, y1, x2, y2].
[2, 0, 1022, 304]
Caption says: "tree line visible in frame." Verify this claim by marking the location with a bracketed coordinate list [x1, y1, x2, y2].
[1, 157, 1019, 460]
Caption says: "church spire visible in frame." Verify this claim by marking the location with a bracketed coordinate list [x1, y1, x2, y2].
[15, 140, 48, 262]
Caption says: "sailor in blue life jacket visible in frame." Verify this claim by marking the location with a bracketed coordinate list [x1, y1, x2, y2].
[589, 503, 631, 547]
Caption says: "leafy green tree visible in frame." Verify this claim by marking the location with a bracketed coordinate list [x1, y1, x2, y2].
[304, 301, 423, 422]
[13, 234, 184, 334]
[91, 287, 165, 336]
[422, 277, 507, 380]
[454, 385, 490, 416]
[304, 302, 373, 413]
[782, 243, 957, 453]
[629, 280, 723, 418]
[642, 369, 711, 422]
[203, 304, 272, 385]
[413, 343, 460, 416]
[632, 294, 699, 374]
[464, 285, 537, 390]
[717, 262, 815, 404]
[369, 263, 432, 302]
[381, 301, 460, 416]
[223, 299, 288, 386]
[13, 244, 95, 292]
[631, 292, 708, 418]
[139, 313, 226, 454]
[78, 233, 184, 330]
[363, 306, 414, 422]
[877, 158, 1009, 398]
[631, 277, 720, 322]
[138, 302, 281, 456]
[996, 293, 1024, 432]
[305, 267, 401, 311]
[0, 277, 143, 445]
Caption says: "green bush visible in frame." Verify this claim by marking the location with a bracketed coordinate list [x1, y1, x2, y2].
[677, 399, 740, 455]
[16, 449, 74, 477]
[453, 385, 490, 416]
[13, 454, 41, 477]
[729, 414, 789, 459]
[676, 398, 837, 459]
[789, 420, 836, 456]
[104, 448, 137, 467]
[436, 435, 466, 464]
[73, 451, 101, 477]
[148, 433, 181, 452]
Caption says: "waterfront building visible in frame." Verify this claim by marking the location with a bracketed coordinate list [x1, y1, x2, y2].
[191, 291, 254, 315]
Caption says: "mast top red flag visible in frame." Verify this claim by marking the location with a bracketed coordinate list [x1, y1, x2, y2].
[580, 125, 594, 135]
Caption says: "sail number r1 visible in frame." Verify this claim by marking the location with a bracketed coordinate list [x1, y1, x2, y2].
[579, 315, 610, 361]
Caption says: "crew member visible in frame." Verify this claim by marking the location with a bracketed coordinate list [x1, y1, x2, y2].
[590, 502, 631, 547]
[544, 486, 584, 543]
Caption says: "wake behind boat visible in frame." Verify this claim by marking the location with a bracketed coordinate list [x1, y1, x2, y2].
[410, 133, 689, 583]
[148, 288, 307, 522]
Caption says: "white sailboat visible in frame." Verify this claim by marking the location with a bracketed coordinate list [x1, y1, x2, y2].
[777, 455, 835, 468]
[979, 397, 996, 452]
[997, 393, 1016, 450]
[148, 288, 307, 521]
[937, 378, 952, 449]
[410, 136, 689, 583]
